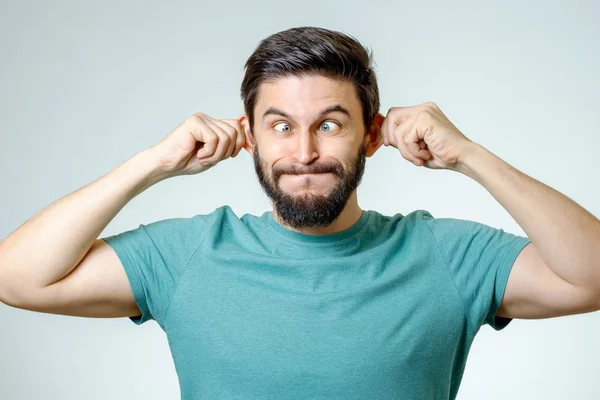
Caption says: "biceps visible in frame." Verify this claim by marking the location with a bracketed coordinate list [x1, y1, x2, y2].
[497, 243, 600, 319]
[5, 239, 141, 319]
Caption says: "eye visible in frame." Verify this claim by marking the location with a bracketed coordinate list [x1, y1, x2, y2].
[273, 122, 292, 132]
[320, 121, 339, 132]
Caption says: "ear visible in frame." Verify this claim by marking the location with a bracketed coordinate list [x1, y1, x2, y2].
[238, 114, 255, 156]
[364, 112, 386, 157]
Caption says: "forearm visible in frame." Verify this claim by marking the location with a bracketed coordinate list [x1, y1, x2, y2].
[0, 148, 168, 289]
[456, 143, 600, 291]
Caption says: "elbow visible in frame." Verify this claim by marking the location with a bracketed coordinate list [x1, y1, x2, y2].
[0, 269, 25, 309]
[591, 282, 600, 312]
[0, 284, 16, 308]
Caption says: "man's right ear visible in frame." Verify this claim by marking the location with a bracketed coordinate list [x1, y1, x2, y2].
[238, 114, 255, 155]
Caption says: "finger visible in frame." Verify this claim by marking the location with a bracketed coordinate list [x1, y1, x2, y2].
[214, 118, 244, 158]
[397, 138, 423, 166]
[221, 119, 245, 157]
[382, 114, 400, 148]
[388, 103, 433, 121]
[405, 126, 432, 160]
[205, 118, 235, 159]
[234, 129, 245, 157]
[394, 121, 424, 166]
[394, 117, 430, 161]
[381, 111, 395, 146]
[221, 118, 243, 138]
[381, 105, 424, 142]
[191, 115, 218, 159]
[202, 120, 232, 163]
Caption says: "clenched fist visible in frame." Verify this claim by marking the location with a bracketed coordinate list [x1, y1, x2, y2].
[149, 112, 246, 177]
[380, 102, 474, 170]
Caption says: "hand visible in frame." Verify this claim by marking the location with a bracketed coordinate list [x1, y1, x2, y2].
[149, 112, 245, 177]
[380, 101, 474, 170]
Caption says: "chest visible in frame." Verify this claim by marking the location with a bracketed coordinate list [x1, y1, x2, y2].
[163, 252, 466, 397]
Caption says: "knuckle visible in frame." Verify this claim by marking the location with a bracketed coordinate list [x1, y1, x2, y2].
[205, 135, 218, 147]
[209, 129, 220, 138]
[426, 101, 439, 111]
[185, 116, 199, 126]
[191, 112, 205, 121]
[225, 126, 236, 137]
[400, 150, 412, 161]
[220, 133, 231, 144]
[203, 153, 217, 162]
[417, 110, 429, 120]
[204, 143, 217, 154]
[187, 116, 204, 129]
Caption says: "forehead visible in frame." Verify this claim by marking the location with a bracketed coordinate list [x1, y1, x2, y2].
[255, 74, 361, 118]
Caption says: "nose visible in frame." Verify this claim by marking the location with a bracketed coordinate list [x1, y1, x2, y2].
[293, 129, 319, 165]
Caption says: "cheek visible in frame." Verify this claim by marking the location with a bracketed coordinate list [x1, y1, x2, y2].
[259, 138, 356, 166]
[259, 142, 292, 166]
[325, 144, 356, 162]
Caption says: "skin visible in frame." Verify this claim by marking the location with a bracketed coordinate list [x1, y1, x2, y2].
[0, 60, 596, 372]
[239, 74, 385, 235]
[1, 71, 597, 326]
[237, 74, 600, 320]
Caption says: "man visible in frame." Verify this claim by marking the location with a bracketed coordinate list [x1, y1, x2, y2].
[0, 26, 599, 399]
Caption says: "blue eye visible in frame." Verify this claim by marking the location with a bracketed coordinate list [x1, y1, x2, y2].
[320, 121, 339, 131]
[273, 121, 339, 133]
[273, 122, 291, 132]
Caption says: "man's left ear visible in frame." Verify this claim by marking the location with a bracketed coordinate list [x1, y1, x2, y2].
[364, 112, 386, 157]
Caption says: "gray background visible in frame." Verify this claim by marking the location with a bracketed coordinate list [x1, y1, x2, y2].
[1, 1, 599, 399]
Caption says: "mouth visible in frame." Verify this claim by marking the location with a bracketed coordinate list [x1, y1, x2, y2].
[287, 172, 332, 176]
[279, 172, 335, 189]
[284, 173, 333, 180]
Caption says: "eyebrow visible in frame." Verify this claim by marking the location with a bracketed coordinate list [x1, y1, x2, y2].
[261, 104, 351, 121]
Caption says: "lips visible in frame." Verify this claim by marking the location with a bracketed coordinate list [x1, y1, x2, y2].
[286, 172, 331, 176]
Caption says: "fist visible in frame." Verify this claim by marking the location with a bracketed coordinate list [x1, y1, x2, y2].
[150, 112, 245, 176]
[380, 102, 473, 170]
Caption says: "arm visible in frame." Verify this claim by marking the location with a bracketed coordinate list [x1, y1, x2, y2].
[0, 112, 245, 318]
[0, 148, 168, 317]
[379, 102, 600, 319]
[457, 143, 600, 319]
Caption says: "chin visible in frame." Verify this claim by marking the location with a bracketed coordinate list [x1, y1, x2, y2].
[286, 188, 332, 197]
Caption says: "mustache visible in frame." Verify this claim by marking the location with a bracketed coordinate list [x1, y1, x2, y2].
[274, 163, 342, 176]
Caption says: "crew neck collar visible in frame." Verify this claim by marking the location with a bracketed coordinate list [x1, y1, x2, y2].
[264, 209, 371, 245]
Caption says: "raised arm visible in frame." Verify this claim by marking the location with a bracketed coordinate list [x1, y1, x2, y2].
[0, 113, 245, 318]
[0, 149, 166, 317]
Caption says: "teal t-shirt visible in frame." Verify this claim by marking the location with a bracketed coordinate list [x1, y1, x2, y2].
[102, 205, 530, 400]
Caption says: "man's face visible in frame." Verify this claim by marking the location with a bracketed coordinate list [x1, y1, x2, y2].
[246, 74, 374, 230]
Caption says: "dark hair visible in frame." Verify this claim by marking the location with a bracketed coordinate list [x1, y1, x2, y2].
[241, 26, 380, 135]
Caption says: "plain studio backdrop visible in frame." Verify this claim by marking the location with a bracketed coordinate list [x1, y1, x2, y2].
[1, 1, 599, 399]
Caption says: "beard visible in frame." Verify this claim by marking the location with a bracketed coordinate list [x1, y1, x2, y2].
[253, 141, 367, 230]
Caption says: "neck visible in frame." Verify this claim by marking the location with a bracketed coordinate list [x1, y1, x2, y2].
[272, 192, 363, 236]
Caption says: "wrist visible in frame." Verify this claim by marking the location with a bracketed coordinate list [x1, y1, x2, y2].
[129, 148, 172, 190]
[454, 142, 487, 178]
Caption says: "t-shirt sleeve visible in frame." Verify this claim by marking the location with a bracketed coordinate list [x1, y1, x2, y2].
[423, 213, 531, 335]
[101, 213, 217, 329]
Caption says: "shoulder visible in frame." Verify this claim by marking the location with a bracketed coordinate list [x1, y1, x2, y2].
[147, 205, 233, 229]
[369, 209, 487, 244]
[406, 210, 484, 235]
[369, 209, 435, 227]
[363, 209, 437, 240]
[140, 205, 236, 246]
